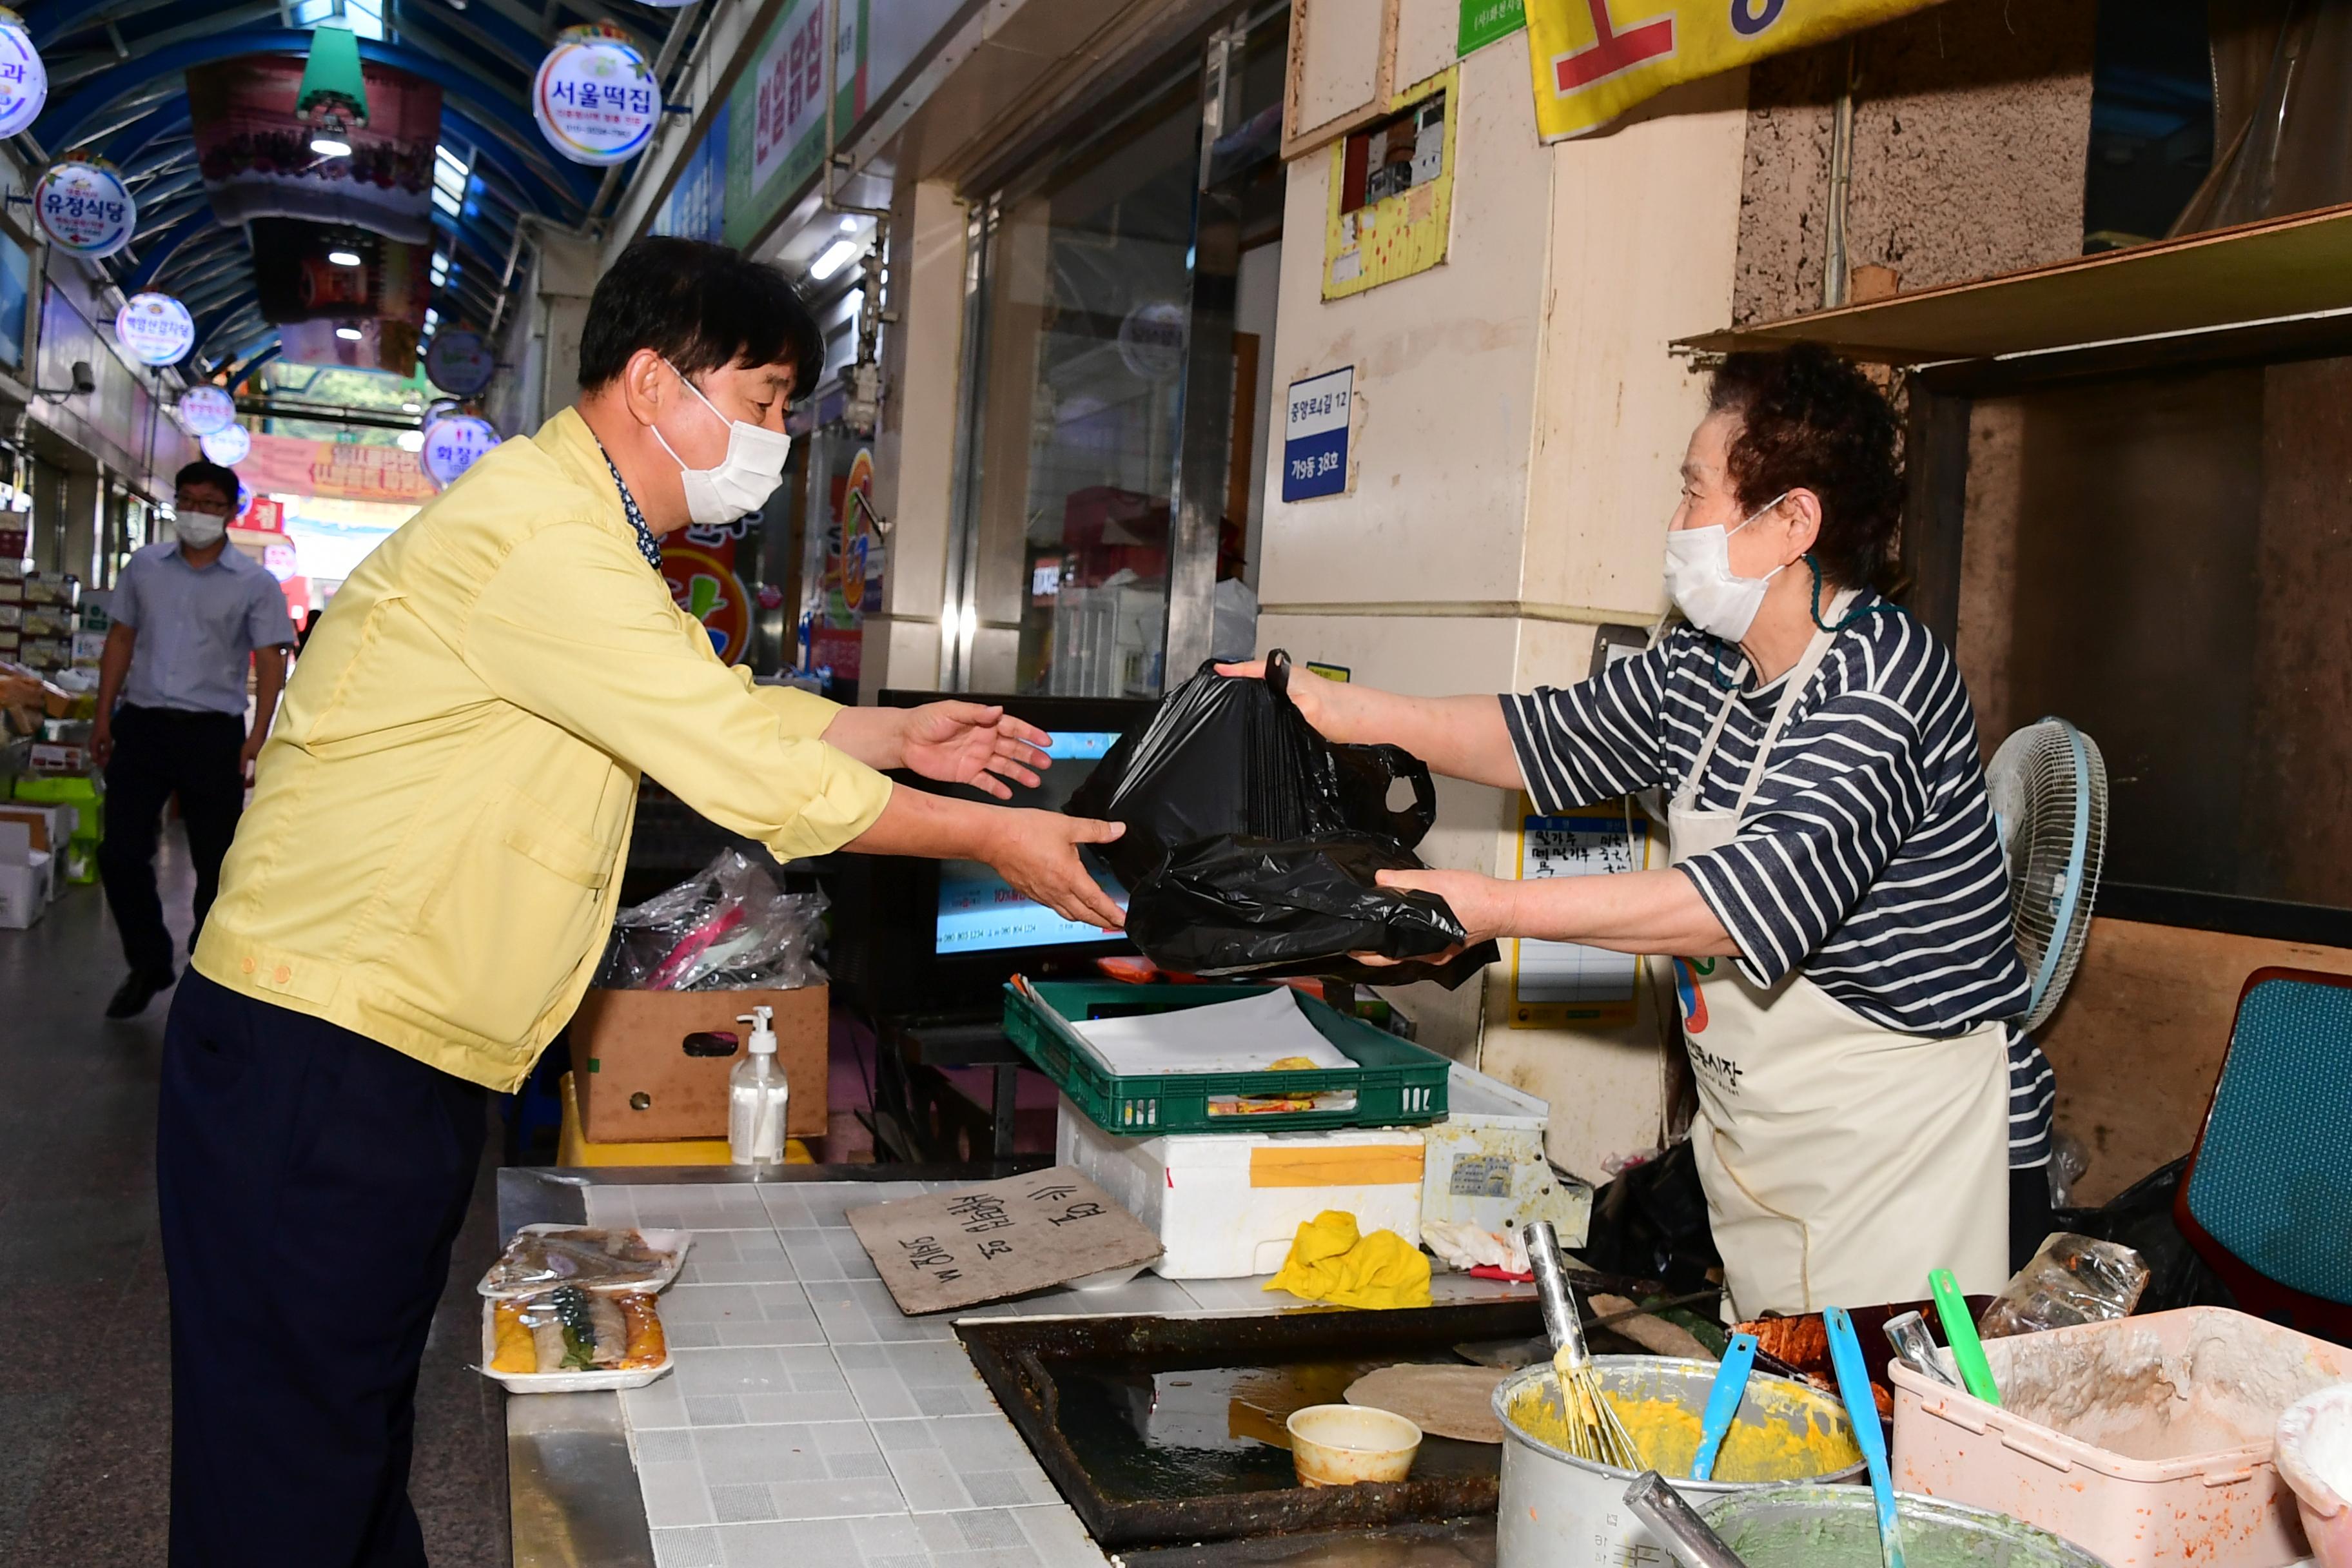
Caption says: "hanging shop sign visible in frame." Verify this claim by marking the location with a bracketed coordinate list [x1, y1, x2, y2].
[177, 384, 237, 436]
[34, 155, 135, 259]
[1282, 366, 1352, 504]
[186, 56, 440, 245]
[240, 430, 434, 505]
[534, 24, 658, 167]
[662, 542, 752, 665]
[201, 423, 253, 467]
[0, 9, 48, 138]
[115, 293, 196, 366]
[1522, 0, 1940, 142]
[1324, 68, 1456, 300]
[1116, 300, 1188, 382]
[424, 328, 496, 397]
[420, 413, 498, 489]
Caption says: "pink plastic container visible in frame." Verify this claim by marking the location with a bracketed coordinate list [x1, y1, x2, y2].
[1891, 1307, 2352, 1567]
[2278, 1384, 2352, 1568]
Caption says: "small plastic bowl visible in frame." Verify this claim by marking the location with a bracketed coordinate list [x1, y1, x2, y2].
[1286, 1403, 1422, 1487]
[2278, 1384, 2352, 1568]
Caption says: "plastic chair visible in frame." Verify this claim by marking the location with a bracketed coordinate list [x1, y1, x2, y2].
[2174, 967, 2352, 1342]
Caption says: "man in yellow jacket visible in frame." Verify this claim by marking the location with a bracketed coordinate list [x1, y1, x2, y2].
[157, 238, 1122, 1567]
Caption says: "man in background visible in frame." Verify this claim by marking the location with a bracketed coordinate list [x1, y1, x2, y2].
[92, 458, 293, 1019]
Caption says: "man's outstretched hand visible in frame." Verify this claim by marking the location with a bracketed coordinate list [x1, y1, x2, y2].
[900, 702, 1054, 799]
[984, 811, 1128, 930]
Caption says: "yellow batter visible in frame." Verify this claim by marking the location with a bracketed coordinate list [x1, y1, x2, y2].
[1504, 1380, 1859, 1482]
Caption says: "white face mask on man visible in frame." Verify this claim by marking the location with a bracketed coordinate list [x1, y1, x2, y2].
[648, 358, 794, 525]
[173, 511, 228, 549]
[1662, 491, 1792, 643]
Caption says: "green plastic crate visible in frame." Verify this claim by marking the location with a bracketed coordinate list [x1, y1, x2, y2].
[1003, 979, 1451, 1135]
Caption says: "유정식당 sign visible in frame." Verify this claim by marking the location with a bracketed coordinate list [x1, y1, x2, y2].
[422, 414, 499, 489]
[34, 155, 135, 259]
[424, 328, 496, 397]
[200, 423, 251, 467]
[0, 9, 48, 138]
[1282, 366, 1352, 503]
[533, 24, 658, 167]
[177, 384, 237, 436]
[115, 292, 195, 366]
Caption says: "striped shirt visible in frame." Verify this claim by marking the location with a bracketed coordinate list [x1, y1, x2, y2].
[1502, 594, 2053, 1168]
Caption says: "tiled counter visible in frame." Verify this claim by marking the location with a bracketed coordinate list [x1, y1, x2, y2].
[500, 1168, 1530, 1568]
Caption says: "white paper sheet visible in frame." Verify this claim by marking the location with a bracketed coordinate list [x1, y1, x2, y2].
[1071, 988, 1352, 1077]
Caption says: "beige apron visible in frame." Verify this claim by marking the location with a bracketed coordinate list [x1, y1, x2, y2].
[1668, 599, 2010, 1318]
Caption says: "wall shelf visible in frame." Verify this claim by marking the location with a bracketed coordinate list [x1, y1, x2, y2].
[1676, 200, 2352, 366]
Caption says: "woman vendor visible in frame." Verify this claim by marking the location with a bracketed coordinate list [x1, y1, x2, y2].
[1224, 345, 2048, 1317]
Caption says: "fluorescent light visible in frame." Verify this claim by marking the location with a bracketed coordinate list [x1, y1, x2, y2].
[310, 135, 352, 157]
[838, 216, 858, 232]
[396, 430, 424, 452]
[401, 401, 420, 413]
[335, 325, 363, 341]
[809, 239, 858, 282]
[328, 249, 362, 267]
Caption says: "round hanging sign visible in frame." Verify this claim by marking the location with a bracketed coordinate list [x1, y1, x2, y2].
[34, 155, 135, 259]
[1117, 299, 1188, 382]
[177, 384, 237, 436]
[422, 414, 499, 489]
[424, 328, 496, 397]
[533, 24, 657, 167]
[116, 292, 195, 366]
[200, 423, 251, 467]
[0, 10, 48, 139]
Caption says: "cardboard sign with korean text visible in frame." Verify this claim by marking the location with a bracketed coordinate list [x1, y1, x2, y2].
[847, 1166, 1162, 1317]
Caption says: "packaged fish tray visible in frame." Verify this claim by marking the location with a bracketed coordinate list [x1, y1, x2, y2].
[476, 1224, 691, 1300]
[1004, 977, 1451, 1135]
[479, 1285, 672, 1394]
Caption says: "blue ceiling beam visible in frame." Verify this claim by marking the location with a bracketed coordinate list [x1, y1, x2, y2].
[123, 208, 217, 291]
[103, 105, 193, 173]
[37, 31, 599, 217]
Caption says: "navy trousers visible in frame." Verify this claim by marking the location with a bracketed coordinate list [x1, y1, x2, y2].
[157, 971, 487, 1568]
[97, 703, 247, 979]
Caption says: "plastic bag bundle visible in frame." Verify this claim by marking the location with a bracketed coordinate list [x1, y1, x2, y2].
[1976, 1231, 2151, 1339]
[594, 848, 827, 991]
[1068, 652, 1498, 987]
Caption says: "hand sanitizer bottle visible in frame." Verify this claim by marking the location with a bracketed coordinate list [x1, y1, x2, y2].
[728, 1006, 789, 1165]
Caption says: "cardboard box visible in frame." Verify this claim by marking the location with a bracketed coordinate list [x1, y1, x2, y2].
[569, 986, 828, 1143]
[0, 820, 50, 928]
[0, 801, 72, 852]
[28, 743, 88, 775]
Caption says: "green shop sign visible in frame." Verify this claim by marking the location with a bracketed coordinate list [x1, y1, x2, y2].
[1458, 0, 1526, 55]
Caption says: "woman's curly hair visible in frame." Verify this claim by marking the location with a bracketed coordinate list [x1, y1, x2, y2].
[1706, 343, 1903, 591]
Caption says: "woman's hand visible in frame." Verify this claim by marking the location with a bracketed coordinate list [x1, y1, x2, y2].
[1348, 867, 1521, 966]
[981, 811, 1128, 930]
[899, 702, 1053, 799]
[1215, 658, 1347, 741]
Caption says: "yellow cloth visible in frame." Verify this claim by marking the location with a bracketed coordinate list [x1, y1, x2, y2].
[194, 408, 893, 1091]
[1264, 1210, 1431, 1309]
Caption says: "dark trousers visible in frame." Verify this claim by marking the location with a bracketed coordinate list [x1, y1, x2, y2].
[97, 703, 246, 977]
[157, 971, 487, 1568]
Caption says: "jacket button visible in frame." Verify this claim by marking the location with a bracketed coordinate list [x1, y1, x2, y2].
[273, 966, 291, 985]
[241, 957, 256, 974]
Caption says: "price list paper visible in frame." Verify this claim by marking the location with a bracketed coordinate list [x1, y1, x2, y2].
[847, 1166, 1162, 1316]
[1509, 803, 1654, 1028]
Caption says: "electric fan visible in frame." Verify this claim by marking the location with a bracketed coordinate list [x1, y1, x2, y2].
[1986, 718, 2110, 1034]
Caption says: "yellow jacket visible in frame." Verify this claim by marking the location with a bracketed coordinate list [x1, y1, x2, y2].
[194, 407, 892, 1091]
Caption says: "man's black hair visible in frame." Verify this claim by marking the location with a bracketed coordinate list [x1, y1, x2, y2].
[578, 237, 825, 395]
[175, 460, 240, 502]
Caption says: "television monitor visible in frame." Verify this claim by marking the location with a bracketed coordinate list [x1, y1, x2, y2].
[829, 691, 1159, 1016]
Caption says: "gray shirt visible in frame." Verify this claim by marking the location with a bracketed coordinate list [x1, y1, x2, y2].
[111, 540, 296, 715]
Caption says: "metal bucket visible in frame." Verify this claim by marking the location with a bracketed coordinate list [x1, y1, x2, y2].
[1492, 1356, 1867, 1568]
[1700, 1484, 2115, 1566]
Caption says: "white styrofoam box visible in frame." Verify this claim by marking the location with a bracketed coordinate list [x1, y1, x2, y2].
[0, 851, 51, 928]
[1056, 1095, 1425, 1280]
[1422, 1063, 1594, 1246]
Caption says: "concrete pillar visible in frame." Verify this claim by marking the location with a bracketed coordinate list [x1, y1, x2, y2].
[1255, 30, 1750, 1182]
[858, 180, 969, 697]
[489, 227, 602, 438]
[63, 466, 102, 587]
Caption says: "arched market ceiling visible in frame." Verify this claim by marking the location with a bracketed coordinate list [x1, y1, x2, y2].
[15, 0, 707, 387]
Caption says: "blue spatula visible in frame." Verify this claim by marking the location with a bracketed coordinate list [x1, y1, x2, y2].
[1690, 1332, 1759, 1482]
[1824, 1306, 1906, 1568]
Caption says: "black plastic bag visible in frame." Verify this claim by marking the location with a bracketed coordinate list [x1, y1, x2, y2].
[2053, 1156, 2238, 1316]
[1068, 652, 1497, 988]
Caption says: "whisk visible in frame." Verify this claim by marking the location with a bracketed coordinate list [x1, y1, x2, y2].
[1522, 1221, 1644, 1470]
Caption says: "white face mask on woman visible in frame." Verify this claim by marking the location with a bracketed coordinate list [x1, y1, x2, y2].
[1662, 491, 1791, 642]
[173, 511, 228, 549]
[649, 358, 794, 525]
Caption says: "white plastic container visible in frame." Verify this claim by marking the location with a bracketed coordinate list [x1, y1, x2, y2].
[727, 1005, 789, 1164]
[1055, 1093, 1424, 1279]
[1421, 1063, 1593, 1246]
[1892, 1306, 2352, 1567]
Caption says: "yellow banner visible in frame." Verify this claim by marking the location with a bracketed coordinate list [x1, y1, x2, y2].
[1524, 0, 1947, 141]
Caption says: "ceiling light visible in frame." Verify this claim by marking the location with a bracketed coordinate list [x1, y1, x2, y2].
[808, 239, 858, 282]
[335, 325, 363, 341]
[401, 401, 420, 413]
[310, 135, 352, 157]
[396, 430, 425, 452]
[328, 249, 362, 267]
[838, 216, 858, 232]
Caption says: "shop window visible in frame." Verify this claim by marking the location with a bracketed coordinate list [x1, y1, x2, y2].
[1335, 92, 1446, 217]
